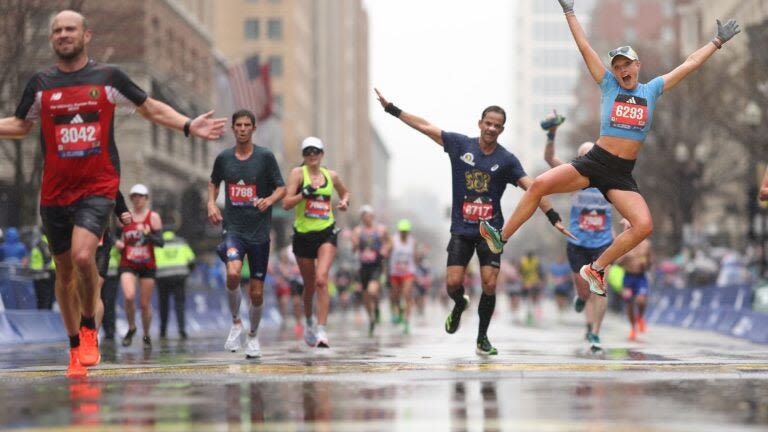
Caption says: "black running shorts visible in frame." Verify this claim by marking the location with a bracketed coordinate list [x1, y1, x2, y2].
[40, 196, 115, 255]
[292, 225, 338, 259]
[446, 234, 501, 269]
[570, 144, 638, 202]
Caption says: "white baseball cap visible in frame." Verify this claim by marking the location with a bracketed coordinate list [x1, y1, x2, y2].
[130, 183, 149, 196]
[359, 204, 375, 216]
[608, 45, 639, 64]
[301, 136, 324, 151]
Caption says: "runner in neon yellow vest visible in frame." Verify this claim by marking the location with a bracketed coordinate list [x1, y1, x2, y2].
[282, 137, 350, 348]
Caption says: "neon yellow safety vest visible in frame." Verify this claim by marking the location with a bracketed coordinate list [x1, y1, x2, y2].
[154, 232, 196, 278]
[29, 235, 54, 271]
[294, 166, 334, 233]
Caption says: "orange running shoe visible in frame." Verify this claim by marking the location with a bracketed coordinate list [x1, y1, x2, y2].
[78, 326, 101, 367]
[579, 264, 606, 296]
[637, 318, 646, 333]
[67, 348, 88, 378]
[628, 326, 637, 341]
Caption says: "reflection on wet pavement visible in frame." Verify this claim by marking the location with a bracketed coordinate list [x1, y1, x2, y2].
[2, 306, 768, 430]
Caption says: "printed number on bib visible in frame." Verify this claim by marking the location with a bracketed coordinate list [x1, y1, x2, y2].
[360, 248, 378, 264]
[578, 210, 606, 232]
[228, 184, 257, 206]
[304, 197, 331, 219]
[55, 123, 102, 158]
[126, 245, 151, 264]
[610, 94, 648, 131]
[462, 196, 493, 223]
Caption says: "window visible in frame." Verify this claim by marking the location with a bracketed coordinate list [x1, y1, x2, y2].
[272, 94, 283, 115]
[166, 128, 174, 154]
[534, 22, 572, 42]
[623, 1, 637, 18]
[532, 76, 575, 97]
[267, 18, 283, 40]
[245, 19, 259, 40]
[268, 55, 283, 77]
[151, 122, 159, 149]
[190, 136, 198, 164]
[662, 2, 675, 18]
[532, 49, 579, 69]
[624, 27, 637, 43]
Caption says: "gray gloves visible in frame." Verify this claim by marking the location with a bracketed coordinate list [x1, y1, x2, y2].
[715, 19, 741, 44]
[557, 0, 574, 14]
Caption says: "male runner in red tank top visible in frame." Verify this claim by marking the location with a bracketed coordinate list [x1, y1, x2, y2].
[0, 10, 225, 377]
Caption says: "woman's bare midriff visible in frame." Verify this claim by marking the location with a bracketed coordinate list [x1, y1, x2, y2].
[596, 135, 642, 160]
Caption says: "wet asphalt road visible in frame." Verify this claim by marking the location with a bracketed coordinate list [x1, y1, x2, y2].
[1, 300, 768, 431]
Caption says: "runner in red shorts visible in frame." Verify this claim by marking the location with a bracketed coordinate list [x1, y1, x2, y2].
[0, 10, 225, 377]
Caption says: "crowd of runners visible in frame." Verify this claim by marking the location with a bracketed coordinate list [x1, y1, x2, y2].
[0, 2, 743, 377]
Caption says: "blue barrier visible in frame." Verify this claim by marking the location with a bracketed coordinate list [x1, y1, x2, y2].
[0, 313, 22, 343]
[648, 283, 767, 344]
[0, 280, 283, 345]
[5, 310, 65, 343]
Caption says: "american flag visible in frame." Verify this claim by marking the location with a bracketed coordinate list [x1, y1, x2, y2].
[228, 55, 272, 122]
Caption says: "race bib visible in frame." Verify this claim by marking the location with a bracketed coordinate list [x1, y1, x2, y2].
[394, 257, 410, 273]
[462, 197, 493, 223]
[610, 94, 648, 131]
[126, 245, 151, 264]
[228, 184, 257, 206]
[360, 248, 378, 264]
[304, 197, 331, 219]
[578, 210, 607, 232]
[55, 123, 102, 158]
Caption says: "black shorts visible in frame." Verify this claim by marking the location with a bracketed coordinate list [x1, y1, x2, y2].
[570, 144, 638, 202]
[40, 196, 115, 255]
[566, 242, 610, 273]
[446, 234, 501, 269]
[359, 263, 382, 289]
[119, 266, 156, 279]
[292, 225, 338, 259]
[290, 280, 304, 296]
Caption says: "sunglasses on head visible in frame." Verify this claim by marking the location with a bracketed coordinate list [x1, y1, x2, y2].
[303, 147, 323, 156]
[609, 46, 631, 57]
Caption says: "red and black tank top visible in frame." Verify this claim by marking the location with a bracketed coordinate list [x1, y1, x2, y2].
[119, 211, 157, 270]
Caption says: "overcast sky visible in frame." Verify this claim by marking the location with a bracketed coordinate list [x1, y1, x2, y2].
[364, 0, 516, 206]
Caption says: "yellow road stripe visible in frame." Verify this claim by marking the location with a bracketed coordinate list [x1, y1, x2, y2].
[2, 361, 768, 379]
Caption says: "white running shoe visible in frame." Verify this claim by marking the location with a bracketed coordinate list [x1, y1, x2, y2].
[304, 323, 318, 347]
[224, 322, 244, 352]
[244, 334, 261, 359]
[316, 325, 329, 348]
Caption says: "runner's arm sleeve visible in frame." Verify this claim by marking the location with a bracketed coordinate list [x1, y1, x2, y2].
[144, 231, 165, 247]
[114, 190, 129, 217]
[108, 67, 149, 107]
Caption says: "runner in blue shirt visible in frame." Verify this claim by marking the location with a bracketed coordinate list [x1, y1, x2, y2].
[542, 112, 611, 352]
[375, 88, 573, 356]
[481, 0, 740, 298]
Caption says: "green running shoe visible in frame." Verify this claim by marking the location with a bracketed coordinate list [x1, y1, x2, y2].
[588, 333, 602, 352]
[402, 321, 410, 335]
[476, 335, 498, 356]
[444, 295, 470, 334]
[479, 221, 506, 254]
[574, 296, 586, 313]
